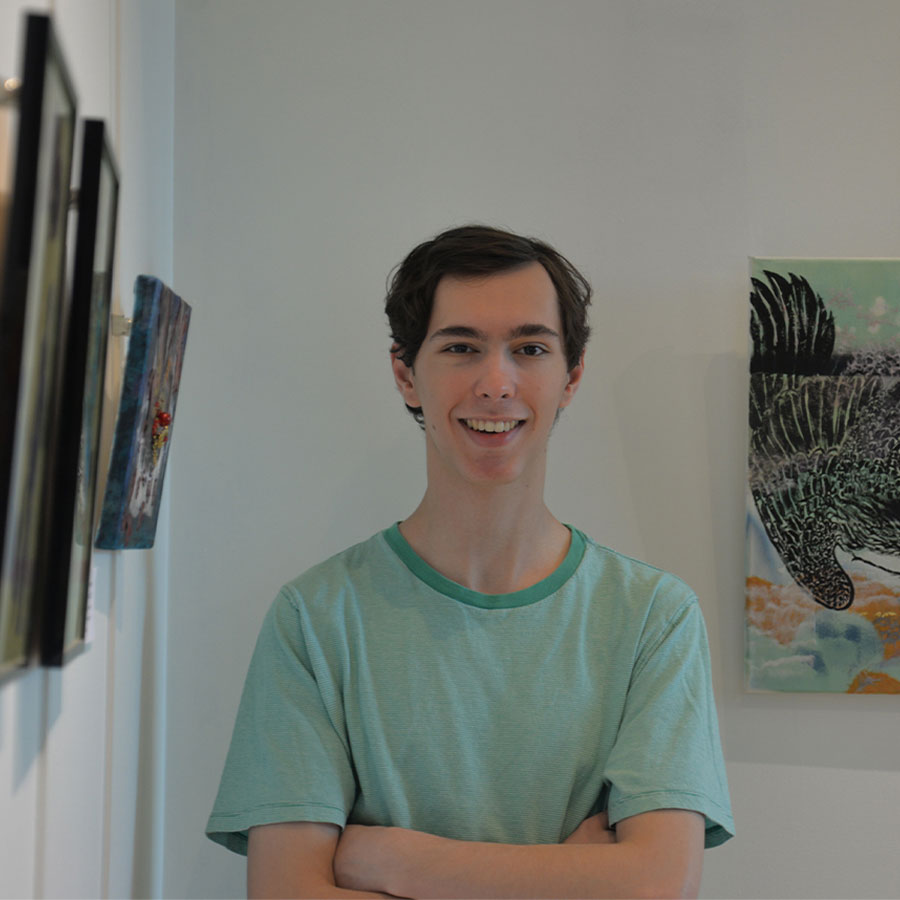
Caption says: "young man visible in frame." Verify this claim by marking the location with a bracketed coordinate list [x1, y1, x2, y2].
[206, 225, 734, 898]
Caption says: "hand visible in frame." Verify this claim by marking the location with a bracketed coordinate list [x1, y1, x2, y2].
[563, 812, 616, 844]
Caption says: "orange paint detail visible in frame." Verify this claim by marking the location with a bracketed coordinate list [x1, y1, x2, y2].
[745, 577, 819, 645]
[747, 573, 900, 661]
[847, 575, 900, 660]
[847, 671, 900, 694]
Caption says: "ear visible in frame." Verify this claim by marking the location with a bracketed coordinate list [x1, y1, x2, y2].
[558, 351, 585, 410]
[391, 347, 421, 409]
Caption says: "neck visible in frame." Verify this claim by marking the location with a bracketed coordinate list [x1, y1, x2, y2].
[399, 477, 570, 595]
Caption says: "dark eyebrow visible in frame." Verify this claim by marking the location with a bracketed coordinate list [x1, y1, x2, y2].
[427, 323, 560, 343]
[508, 323, 560, 340]
[428, 325, 487, 342]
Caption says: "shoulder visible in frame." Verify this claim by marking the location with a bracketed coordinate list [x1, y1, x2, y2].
[575, 530, 697, 611]
[254, 529, 398, 663]
[570, 530, 703, 650]
[276, 528, 398, 615]
[281, 531, 390, 600]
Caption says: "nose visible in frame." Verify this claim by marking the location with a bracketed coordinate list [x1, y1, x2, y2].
[474, 351, 516, 400]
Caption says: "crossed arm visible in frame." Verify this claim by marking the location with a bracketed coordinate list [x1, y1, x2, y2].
[247, 808, 705, 899]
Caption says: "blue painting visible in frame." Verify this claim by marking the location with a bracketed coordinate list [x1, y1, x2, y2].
[95, 276, 190, 549]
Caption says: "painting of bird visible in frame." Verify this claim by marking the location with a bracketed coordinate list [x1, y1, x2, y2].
[749, 270, 900, 611]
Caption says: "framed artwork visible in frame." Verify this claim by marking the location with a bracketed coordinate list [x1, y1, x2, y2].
[95, 276, 190, 550]
[746, 258, 900, 693]
[0, 14, 77, 678]
[0, 78, 18, 289]
[41, 121, 119, 666]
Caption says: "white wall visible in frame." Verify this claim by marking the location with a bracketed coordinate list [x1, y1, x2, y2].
[5, 1, 898, 898]
[0, 1, 174, 897]
[168, 2, 900, 898]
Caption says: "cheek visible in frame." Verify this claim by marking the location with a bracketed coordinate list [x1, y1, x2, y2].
[532, 375, 570, 404]
[419, 378, 458, 413]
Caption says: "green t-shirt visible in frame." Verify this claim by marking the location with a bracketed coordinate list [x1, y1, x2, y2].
[206, 525, 734, 854]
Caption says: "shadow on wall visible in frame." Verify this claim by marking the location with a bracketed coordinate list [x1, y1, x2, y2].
[612, 343, 900, 774]
[130, 548, 164, 898]
[0, 666, 42, 789]
[0, 550, 118, 793]
[702, 351, 900, 774]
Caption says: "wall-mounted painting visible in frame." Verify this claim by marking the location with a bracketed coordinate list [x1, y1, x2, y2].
[95, 276, 190, 550]
[0, 79, 18, 289]
[746, 258, 900, 693]
[41, 120, 119, 666]
[0, 14, 77, 679]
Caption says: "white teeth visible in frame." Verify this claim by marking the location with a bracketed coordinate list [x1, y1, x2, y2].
[465, 419, 520, 433]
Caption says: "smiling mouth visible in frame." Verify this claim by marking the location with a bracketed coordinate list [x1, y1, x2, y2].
[463, 418, 523, 433]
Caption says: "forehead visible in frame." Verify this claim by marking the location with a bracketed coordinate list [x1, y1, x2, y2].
[429, 262, 561, 334]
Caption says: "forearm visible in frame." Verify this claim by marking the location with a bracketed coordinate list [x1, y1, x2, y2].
[246, 821, 400, 899]
[249, 859, 397, 899]
[367, 831, 659, 900]
[335, 811, 703, 900]
[260, 886, 393, 900]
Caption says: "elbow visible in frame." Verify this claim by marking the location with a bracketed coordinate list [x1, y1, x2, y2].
[636, 874, 699, 900]
[612, 809, 705, 899]
[623, 863, 700, 899]
[626, 885, 696, 900]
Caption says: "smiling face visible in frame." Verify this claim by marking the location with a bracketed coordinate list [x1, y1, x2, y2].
[392, 262, 584, 490]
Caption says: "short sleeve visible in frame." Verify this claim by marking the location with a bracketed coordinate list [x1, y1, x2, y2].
[205, 588, 357, 855]
[603, 595, 735, 848]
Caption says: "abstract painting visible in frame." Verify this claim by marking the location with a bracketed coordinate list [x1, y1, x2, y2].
[746, 259, 900, 693]
[41, 121, 119, 665]
[95, 276, 190, 550]
[0, 14, 77, 678]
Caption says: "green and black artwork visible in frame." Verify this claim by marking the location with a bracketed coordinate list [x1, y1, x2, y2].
[746, 259, 900, 693]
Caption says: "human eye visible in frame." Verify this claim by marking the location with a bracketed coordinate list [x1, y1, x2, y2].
[516, 343, 548, 357]
[443, 343, 475, 354]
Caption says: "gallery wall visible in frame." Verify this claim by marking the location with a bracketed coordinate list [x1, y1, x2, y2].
[167, 2, 900, 898]
[0, 0, 174, 897]
[3, 2, 898, 898]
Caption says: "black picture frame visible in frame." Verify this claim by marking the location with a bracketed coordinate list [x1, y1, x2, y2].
[41, 120, 118, 666]
[0, 14, 77, 679]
